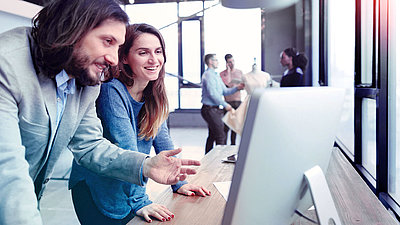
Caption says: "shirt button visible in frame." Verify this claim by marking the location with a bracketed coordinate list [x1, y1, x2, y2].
[43, 178, 50, 184]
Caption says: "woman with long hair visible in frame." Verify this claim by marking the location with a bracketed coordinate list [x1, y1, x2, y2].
[69, 23, 210, 225]
[279, 47, 308, 87]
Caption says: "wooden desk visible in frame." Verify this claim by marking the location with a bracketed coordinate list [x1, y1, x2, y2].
[128, 146, 398, 225]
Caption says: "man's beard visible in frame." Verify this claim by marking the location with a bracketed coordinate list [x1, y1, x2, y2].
[65, 49, 106, 86]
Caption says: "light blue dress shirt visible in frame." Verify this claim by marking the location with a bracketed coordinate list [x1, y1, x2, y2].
[201, 68, 238, 107]
[55, 70, 75, 128]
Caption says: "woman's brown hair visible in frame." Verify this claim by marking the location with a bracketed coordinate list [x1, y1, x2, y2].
[117, 23, 169, 140]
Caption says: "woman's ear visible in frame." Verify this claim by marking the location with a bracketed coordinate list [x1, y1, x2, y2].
[122, 56, 128, 64]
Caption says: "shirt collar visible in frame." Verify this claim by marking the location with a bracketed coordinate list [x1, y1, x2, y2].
[207, 68, 216, 74]
[296, 67, 304, 75]
[55, 70, 76, 95]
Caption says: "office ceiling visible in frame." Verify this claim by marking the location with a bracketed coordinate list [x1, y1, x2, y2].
[23, 0, 211, 7]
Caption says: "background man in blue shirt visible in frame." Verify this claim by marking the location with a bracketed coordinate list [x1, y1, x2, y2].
[201, 54, 244, 153]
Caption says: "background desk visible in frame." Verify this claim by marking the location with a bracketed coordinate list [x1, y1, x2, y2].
[128, 145, 398, 225]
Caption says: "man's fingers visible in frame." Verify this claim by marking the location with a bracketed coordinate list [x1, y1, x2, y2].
[163, 148, 182, 157]
[178, 174, 187, 181]
[173, 176, 180, 184]
[181, 159, 201, 166]
[180, 167, 197, 175]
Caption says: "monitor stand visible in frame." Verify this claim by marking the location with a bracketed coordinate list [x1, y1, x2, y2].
[302, 165, 342, 225]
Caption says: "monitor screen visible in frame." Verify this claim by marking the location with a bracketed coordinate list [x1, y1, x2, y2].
[222, 87, 345, 225]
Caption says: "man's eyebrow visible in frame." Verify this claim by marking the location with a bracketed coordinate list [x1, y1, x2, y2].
[103, 35, 119, 44]
[110, 36, 118, 43]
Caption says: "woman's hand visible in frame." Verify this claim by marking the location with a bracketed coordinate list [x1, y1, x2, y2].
[136, 203, 174, 223]
[177, 183, 211, 197]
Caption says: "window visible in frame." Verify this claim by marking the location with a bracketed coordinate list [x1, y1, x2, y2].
[362, 98, 377, 179]
[388, 0, 400, 205]
[327, 0, 355, 155]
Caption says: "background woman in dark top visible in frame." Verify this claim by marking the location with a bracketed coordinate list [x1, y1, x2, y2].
[279, 47, 308, 87]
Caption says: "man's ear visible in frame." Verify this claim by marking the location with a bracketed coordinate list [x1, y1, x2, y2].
[122, 57, 127, 64]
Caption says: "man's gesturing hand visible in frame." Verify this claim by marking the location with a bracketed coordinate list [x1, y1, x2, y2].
[142, 148, 201, 185]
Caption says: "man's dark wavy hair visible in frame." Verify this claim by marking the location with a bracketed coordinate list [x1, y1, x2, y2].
[31, 0, 129, 78]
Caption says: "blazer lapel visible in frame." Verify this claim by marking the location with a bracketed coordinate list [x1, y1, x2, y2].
[54, 87, 80, 145]
[45, 87, 81, 174]
[37, 72, 57, 139]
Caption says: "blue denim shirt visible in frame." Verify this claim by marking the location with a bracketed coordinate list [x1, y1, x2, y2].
[69, 78, 186, 219]
[201, 68, 238, 107]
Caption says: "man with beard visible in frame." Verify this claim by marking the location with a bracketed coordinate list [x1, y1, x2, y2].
[0, 0, 200, 224]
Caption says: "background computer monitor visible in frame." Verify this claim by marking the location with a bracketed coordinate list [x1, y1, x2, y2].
[222, 87, 345, 225]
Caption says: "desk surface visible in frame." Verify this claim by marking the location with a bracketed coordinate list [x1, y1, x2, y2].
[128, 145, 397, 225]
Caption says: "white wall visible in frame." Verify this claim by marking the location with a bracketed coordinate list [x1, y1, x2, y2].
[263, 5, 297, 79]
[0, 0, 42, 33]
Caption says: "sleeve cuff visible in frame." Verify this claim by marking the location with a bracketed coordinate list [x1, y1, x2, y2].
[171, 180, 188, 192]
[139, 156, 150, 186]
[132, 195, 152, 215]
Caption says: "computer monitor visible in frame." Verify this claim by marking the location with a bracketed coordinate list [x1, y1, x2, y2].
[221, 87, 345, 225]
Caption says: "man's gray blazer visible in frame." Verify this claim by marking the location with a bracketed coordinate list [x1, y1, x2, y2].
[0, 27, 148, 225]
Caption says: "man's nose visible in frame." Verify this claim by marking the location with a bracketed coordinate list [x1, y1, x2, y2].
[105, 49, 118, 66]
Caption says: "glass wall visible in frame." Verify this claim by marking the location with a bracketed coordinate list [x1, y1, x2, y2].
[327, 0, 355, 155]
[362, 98, 377, 179]
[359, 0, 377, 181]
[361, 0, 375, 84]
[388, 0, 400, 205]
[182, 20, 202, 84]
[202, 5, 261, 74]
[124, 3, 180, 110]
